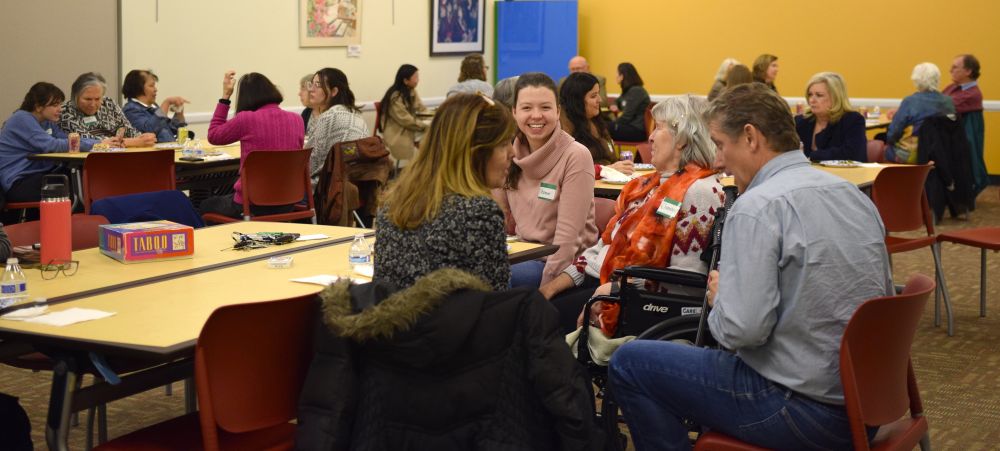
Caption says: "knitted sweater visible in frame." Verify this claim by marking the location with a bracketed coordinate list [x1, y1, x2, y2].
[374, 195, 510, 291]
[495, 129, 597, 285]
[207, 102, 304, 204]
[562, 173, 724, 285]
[0, 110, 99, 191]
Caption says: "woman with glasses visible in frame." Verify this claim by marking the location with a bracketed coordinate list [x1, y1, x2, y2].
[377, 64, 429, 163]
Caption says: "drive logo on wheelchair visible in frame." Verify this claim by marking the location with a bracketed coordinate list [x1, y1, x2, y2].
[643, 303, 670, 314]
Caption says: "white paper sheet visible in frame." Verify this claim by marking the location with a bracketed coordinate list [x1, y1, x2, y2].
[296, 234, 329, 241]
[25, 308, 115, 327]
[1, 305, 49, 321]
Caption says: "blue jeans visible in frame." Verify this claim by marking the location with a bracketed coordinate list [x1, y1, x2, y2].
[609, 341, 875, 451]
[510, 259, 545, 289]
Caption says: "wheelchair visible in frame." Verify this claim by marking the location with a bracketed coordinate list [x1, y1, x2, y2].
[575, 265, 716, 451]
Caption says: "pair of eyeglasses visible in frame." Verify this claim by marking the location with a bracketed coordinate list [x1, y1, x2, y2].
[39, 260, 79, 280]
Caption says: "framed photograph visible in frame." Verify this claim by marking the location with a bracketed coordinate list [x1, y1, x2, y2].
[430, 0, 485, 56]
[300, 0, 362, 47]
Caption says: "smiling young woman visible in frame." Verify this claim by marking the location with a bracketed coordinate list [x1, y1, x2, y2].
[495, 72, 598, 289]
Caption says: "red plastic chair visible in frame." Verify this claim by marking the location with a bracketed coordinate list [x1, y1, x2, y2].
[4, 214, 108, 250]
[938, 227, 1000, 318]
[867, 140, 886, 163]
[2, 200, 40, 223]
[870, 164, 954, 336]
[694, 274, 934, 451]
[594, 197, 616, 236]
[202, 148, 317, 224]
[83, 149, 176, 213]
[94, 294, 317, 451]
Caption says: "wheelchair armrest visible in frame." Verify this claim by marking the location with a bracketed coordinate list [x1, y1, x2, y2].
[614, 266, 707, 287]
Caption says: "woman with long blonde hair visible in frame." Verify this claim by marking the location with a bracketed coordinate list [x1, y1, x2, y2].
[376, 92, 516, 290]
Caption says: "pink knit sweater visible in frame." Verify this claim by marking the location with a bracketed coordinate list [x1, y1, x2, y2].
[207, 102, 304, 204]
[495, 128, 598, 285]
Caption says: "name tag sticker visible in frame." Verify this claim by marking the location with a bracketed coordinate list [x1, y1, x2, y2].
[538, 182, 557, 201]
[45, 128, 53, 135]
[83, 116, 98, 124]
[656, 197, 682, 219]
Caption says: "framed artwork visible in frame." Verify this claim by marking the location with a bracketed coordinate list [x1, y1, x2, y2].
[430, 0, 485, 56]
[300, 0, 362, 47]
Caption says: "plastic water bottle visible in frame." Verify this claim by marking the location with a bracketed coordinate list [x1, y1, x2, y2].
[0, 258, 28, 308]
[348, 234, 372, 271]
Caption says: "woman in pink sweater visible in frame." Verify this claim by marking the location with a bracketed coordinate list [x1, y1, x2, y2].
[202, 71, 304, 219]
[495, 72, 598, 288]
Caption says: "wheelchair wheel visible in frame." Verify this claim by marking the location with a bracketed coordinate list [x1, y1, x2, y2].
[635, 315, 701, 343]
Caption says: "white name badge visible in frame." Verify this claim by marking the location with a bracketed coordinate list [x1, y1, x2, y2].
[538, 182, 557, 201]
[45, 128, 53, 135]
[83, 116, 98, 124]
[656, 197, 682, 219]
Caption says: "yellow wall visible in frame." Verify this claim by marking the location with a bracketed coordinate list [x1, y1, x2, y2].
[578, 0, 1000, 175]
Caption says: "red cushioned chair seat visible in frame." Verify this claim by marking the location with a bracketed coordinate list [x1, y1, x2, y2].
[694, 431, 770, 450]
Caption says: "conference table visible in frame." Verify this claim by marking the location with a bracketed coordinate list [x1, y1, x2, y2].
[595, 163, 898, 198]
[0, 222, 555, 450]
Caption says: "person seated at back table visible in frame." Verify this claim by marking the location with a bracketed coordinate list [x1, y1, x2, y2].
[201, 70, 304, 220]
[707, 57, 740, 102]
[540, 95, 723, 334]
[559, 72, 633, 179]
[59, 72, 156, 147]
[0, 83, 118, 211]
[377, 64, 429, 164]
[120, 69, 190, 143]
[609, 83, 893, 450]
[723, 64, 753, 91]
[446, 54, 493, 98]
[794, 72, 867, 162]
[943, 54, 989, 197]
[560, 55, 611, 114]
[883, 62, 955, 164]
[752, 53, 780, 93]
[609, 62, 651, 142]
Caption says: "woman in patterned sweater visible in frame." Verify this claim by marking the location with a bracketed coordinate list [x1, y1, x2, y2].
[375, 93, 516, 291]
[59, 72, 156, 147]
[539, 95, 724, 333]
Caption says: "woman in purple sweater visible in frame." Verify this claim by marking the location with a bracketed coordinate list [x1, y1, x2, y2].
[202, 71, 305, 219]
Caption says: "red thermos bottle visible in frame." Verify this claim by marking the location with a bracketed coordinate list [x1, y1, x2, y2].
[40, 174, 72, 265]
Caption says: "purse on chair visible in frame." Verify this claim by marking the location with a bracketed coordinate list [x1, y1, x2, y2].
[336, 136, 390, 165]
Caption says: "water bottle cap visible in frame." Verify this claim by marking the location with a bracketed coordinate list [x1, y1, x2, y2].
[6, 258, 18, 264]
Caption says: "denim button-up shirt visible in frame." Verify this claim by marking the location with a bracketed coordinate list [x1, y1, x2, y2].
[708, 151, 893, 404]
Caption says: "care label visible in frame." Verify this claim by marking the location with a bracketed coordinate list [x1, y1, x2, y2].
[538, 182, 557, 201]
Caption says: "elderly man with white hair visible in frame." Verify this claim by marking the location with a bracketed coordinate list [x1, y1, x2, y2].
[559, 55, 610, 115]
[884, 62, 956, 163]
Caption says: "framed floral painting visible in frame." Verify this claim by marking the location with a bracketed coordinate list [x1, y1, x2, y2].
[301, 0, 362, 47]
[430, 0, 484, 56]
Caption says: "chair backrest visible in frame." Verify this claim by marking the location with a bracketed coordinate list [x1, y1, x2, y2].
[866, 140, 885, 163]
[372, 101, 382, 136]
[870, 165, 934, 235]
[194, 295, 316, 446]
[643, 102, 656, 135]
[4, 214, 108, 250]
[635, 143, 653, 164]
[840, 273, 933, 448]
[70, 214, 109, 249]
[594, 197, 616, 236]
[83, 149, 176, 213]
[241, 148, 314, 210]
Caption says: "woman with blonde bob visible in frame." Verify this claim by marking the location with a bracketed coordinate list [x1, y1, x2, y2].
[794, 72, 867, 161]
[540, 95, 724, 333]
[375, 93, 515, 290]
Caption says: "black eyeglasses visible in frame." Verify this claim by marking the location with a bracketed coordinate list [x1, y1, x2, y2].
[39, 260, 79, 280]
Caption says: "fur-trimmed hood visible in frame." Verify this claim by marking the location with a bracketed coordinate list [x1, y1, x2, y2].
[319, 268, 491, 358]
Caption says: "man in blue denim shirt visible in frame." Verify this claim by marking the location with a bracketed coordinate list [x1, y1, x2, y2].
[610, 83, 893, 450]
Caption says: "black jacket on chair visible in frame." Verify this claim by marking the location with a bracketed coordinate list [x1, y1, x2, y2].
[295, 268, 603, 451]
[917, 115, 975, 220]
